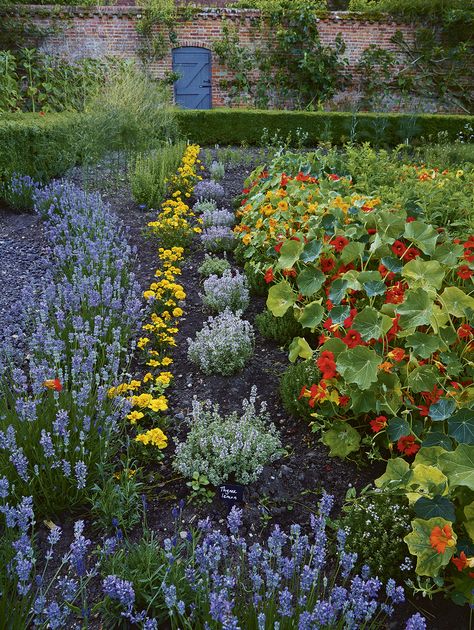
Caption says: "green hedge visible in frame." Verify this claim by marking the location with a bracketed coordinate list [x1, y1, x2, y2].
[0, 112, 86, 181]
[176, 109, 474, 146]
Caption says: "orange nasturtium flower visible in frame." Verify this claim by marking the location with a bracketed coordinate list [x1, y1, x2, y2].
[43, 378, 62, 392]
[429, 524, 456, 554]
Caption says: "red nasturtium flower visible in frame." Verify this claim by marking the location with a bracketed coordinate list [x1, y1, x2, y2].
[282, 268, 297, 278]
[397, 434, 420, 456]
[451, 551, 470, 572]
[327, 173, 341, 181]
[331, 236, 350, 252]
[320, 256, 336, 273]
[457, 323, 473, 340]
[274, 242, 284, 253]
[264, 268, 274, 284]
[316, 350, 337, 380]
[430, 524, 455, 554]
[391, 240, 407, 257]
[43, 378, 62, 392]
[387, 347, 406, 362]
[370, 415, 388, 433]
[403, 246, 421, 261]
[457, 265, 473, 280]
[342, 329, 363, 348]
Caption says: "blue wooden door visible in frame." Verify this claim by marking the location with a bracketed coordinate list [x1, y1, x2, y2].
[172, 47, 212, 110]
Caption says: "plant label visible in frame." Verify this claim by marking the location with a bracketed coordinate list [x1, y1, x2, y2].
[218, 483, 244, 504]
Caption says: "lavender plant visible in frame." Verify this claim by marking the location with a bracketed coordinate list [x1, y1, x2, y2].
[187, 309, 254, 375]
[193, 179, 225, 202]
[201, 269, 249, 313]
[198, 255, 231, 279]
[202, 207, 235, 228]
[0, 173, 40, 210]
[193, 199, 217, 215]
[0, 180, 141, 515]
[174, 387, 282, 486]
[104, 496, 426, 630]
[200, 226, 236, 253]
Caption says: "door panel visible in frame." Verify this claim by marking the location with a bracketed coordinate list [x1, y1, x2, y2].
[172, 47, 212, 110]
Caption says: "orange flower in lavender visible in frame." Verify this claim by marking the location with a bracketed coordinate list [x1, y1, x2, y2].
[43, 378, 62, 392]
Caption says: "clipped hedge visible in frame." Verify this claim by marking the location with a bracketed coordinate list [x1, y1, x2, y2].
[0, 112, 85, 181]
[176, 109, 474, 146]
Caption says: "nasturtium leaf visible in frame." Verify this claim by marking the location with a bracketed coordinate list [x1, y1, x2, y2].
[358, 271, 383, 284]
[440, 287, 474, 318]
[439, 350, 463, 380]
[404, 517, 456, 577]
[329, 279, 348, 306]
[463, 501, 474, 542]
[300, 239, 322, 263]
[407, 464, 449, 504]
[299, 301, 324, 330]
[341, 269, 362, 291]
[447, 409, 474, 445]
[404, 220, 439, 255]
[375, 458, 411, 489]
[402, 259, 445, 291]
[439, 445, 474, 490]
[352, 307, 385, 341]
[430, 304, 450, 334]
[363, 281, 386, 297]
[396, 288, 433, 329]
[341, 241, 365, 264]
[432, 242, 463, 266]
[320, 337, 346, 357]
[267, 281, 296, 317]
[429, 398, 456, 422]
[422, 432, 453, 450]
[414, 496, 456, 522]
[386, 416, 410, 441]
[329, 305, 351, 325]
[414, 446, 446, 467]
[321, 214, 339, 232]
[406, 332, 441, 359]
[288, 337, 313, 363]
[375, 372, 403, 415]
[322, 421, 361, 458]
[407, 365, 439, 394]
[277, 239, 304, 269]
[336, 346, 381, 390]
[381, 256, 403, 273]
[375, 209, 407, 240]
[297, 267, 325, 297]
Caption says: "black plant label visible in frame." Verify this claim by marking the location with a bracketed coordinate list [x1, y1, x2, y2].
[218, 483, 244, 504]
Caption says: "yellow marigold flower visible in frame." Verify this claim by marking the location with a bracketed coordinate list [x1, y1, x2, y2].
[135, 427, 168, 449]
[107, 387, 116, 398]
[242, 233, 252, 246]
[143, 290, 155, 300]
[194, 227, 202, 233]
[161, 357, 173, 366]
[129, 380, 142, 390]
[147, 360, 160, 367]
[172, 307, 183, 317]
[127, 411, 144, 425]
[132, 393, 153, 408]
[143, 372, 153, 383]
[175, 290, 186, 300]
[113, 468, 136, 479]
[137, 337, 150, 349]
[148, 396, 168, 412]
[156, 372, 173, 386]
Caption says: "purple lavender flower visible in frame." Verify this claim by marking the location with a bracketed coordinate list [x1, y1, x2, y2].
[405, 613, 427, 630]
[227, 506, 243, 535]
[201, 270, 249, 313]
[201, 226, 236, 253]
[194, 179, 225, 202]
[102, 575, 135, 610]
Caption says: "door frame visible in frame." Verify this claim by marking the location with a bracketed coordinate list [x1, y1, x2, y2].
[172, 45, 212, 110]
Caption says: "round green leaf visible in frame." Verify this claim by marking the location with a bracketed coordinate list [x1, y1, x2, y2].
[297, 267, 325, 297]
[299, 301, 324, 330]
[402, 259, 445, 290]
[300, 239, 322, 262]
[429, 398, 456, 422]
[440, 287, 474, 318]
[386, 416, 410, 441]
[404, 220, 439, 255]
[404, 517, 456, 577]
[288, 337, 313, 363]
[277, 239, 304, 269]
[336, 346, 381, 390]
[407, 365, 439, 394]
[329, 305, 350, 325]
[439, 445, 474, 490]
[422, 432, 453, 450]
[341, 241, 364, 264]
[406, 332, 441, 359]
[375, 458, 411, 489]
[414, 496, 456, 523]
[352, 306, 392, 342]
[328, 279, 348, 306]
[396, 288, 434, 329]
[447, 409, 474, 445]
[322, 421, 361, 458]
[266, 281, 296, 317]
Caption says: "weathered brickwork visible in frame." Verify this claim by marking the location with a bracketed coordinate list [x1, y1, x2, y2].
[8, 5, 417, 108]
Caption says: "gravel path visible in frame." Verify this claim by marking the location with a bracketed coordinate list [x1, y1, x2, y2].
[0, 203, 49, 339]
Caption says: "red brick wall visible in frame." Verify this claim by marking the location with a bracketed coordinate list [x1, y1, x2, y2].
[4, 6, 417, 108]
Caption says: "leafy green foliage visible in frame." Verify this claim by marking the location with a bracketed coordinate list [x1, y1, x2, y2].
[279, 359, 320, 420]
[198, 255, 232, 279]
[255, 307, 303, 347]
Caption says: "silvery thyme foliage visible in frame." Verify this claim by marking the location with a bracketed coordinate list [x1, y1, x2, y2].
[202, 207, 235, 228]
[201, 226, 236, 253]
[193, 199, 217, 215]
[193, 179, 225, 202]
[187, 309, 254, 375]
[173, 387, 282, 485]
[201, 269, 249, 313]
[209, 160, 225, 181]
[198, 255, 231, 279]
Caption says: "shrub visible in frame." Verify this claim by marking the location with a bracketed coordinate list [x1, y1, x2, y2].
[173, 387, 282, 485]
[176, 109, 473, 147]
[209, 159, 225, 181]
[129, 141, 187, 209]
[90, 471, 143, 534]
[255, 307, 303, 346]
[279, 360, 321, 420]
[187, 309, 254, 375]
[338, 490, 414, 584]
[198, 255, 231, 278]
[202, 207, 235, 228]
[201, 269, 250, 313]
[193, 199, 217, 214]
[244, 260, 269, 295]
[193, 179, 225, 202]
[200, 226, 236, 252]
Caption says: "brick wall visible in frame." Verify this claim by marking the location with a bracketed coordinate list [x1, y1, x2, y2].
[4, 6, 418, 109]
